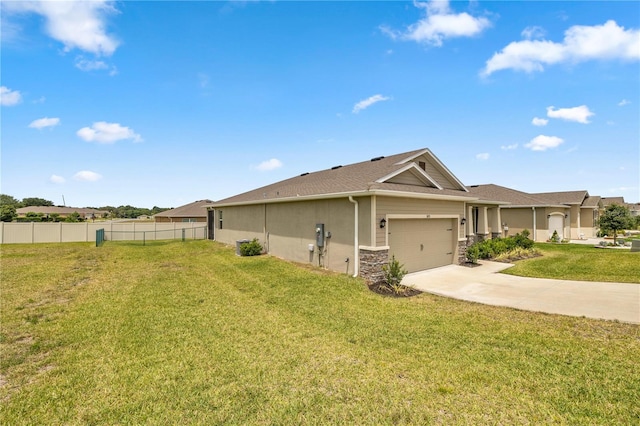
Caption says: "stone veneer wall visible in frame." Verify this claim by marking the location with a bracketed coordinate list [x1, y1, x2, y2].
[359, 248, 389, 284]
[457, 240, 468, 265]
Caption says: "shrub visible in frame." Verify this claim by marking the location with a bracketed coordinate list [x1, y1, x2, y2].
[513, 229, 534, 249]
[550, 230, 560, 243]
[466, 244, 480, 264]
[468, 230, 535, 261]
[382, 255, 408, 295]
[239, 238, 263, 256]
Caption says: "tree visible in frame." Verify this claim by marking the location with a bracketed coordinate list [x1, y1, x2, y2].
[0, 205, 17, 222]
[0, 194, 20, 207]
[65, 212, 82, 223]
[21, 197, 54, 207]
[598, 204, 632, 245]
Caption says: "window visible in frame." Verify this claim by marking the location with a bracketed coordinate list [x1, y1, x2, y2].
[218, 210, 223, 229]
[472, 207, 479, 234]
[182, 218, 196, 223]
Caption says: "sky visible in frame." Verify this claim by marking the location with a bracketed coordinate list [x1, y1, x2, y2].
[1, 0, 639, 208]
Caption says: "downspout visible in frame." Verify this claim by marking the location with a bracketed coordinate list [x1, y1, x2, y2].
[348, 196, 359, 278]
[532, 207, 537, 241]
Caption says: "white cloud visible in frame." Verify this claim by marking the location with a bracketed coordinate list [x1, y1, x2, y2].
[482, 20, 640, 76]
[3, 0, 119, 56]
[74, 57, 117, 75]
[352, 94, 390, 114]
[77, 122, 143, 144]
[525, 135, 564, 151]
[49, 174, 66, 184]
[476, 153, 490, 160]
[33, 96, 46, 104]
[29, 117, 61, 129]
[531, 117, 548, 126]
[380, 0, 491, 47]
[618, 99, 630, 106]
[501, 143, 518, 150]
[546, 105, 594, 124]
[521, 26, 546, 40]
[255, 158, 283, 172]
[1, 86, 22, 106]
[73, 170, 102, 182]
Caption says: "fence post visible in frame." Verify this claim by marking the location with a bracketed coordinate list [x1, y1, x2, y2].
[31, 222, 35, 244]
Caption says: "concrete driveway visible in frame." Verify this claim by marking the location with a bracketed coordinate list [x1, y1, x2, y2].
[402, 261, 640, 324]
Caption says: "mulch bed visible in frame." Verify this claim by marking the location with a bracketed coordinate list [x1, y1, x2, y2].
[367, 282, 423, 298]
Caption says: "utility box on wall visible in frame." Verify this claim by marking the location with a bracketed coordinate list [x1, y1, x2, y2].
[315, 223, 325, 247]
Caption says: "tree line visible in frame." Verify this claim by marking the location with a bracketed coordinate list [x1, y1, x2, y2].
[0, 194, 170, 222]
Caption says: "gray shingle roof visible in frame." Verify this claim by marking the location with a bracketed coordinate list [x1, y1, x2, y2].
[582, 195, 601, 208]
[466, 184, 553, 206]
[531, 190, 588, 205]
[153, 199, 213, 218]
[601, 197, 625, 206]
[211, 148, 475, 206]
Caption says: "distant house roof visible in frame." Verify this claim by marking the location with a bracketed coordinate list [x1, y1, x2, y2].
[16, 206, 109, 216]
[466, 184, 558, 207]
[601, 197, 625, 206]
[467, 185, 601, 209]
[531, 190, 589, 205]
[153, 199, 213, 218]
[209, 148, 477, 207]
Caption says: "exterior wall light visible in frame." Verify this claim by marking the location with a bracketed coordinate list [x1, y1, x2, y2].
[460, 217, 467, 225]
[380, 218, 386, 228]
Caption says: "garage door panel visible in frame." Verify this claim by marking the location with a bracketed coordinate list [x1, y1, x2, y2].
[388, 219, 454, 273]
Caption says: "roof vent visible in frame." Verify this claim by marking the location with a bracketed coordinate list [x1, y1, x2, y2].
[371, 156, 385, 162]
[331, 165, 342, 170]
[300, 172, 309, 176]
[469, 185, 479, 188]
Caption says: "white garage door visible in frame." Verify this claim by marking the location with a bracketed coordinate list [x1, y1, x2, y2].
[548, 215, 564, 240]
[388, 219, 455, 273]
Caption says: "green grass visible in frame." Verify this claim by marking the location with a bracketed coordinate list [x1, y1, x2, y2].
[1, 241, 639, 424]
[501, 243, 640, 283]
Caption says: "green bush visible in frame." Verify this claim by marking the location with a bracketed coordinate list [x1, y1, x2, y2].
[468, 230, 535, 261]
[466, 244, 480, 264]
[239, 238, 263, 256]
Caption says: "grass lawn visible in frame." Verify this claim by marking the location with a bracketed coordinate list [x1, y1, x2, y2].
[1, 241, 639, 424]
[501, 243, 640, 283]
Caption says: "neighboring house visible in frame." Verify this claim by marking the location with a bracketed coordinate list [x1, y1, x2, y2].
[153, 200, 213, 223]
[206, 148, 496, 281]
[466, 185, 602, 241]
[601, 196, 640, 217]
[601, 197, 625, 207]
[16, 206, 109, 220]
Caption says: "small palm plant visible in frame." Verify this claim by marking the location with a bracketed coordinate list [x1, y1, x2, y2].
[382, 255, 408, 295]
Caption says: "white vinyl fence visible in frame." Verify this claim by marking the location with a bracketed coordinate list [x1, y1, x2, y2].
[0, 222, 207, 244]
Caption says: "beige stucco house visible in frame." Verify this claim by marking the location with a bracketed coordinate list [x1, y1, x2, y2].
[206, 148, 499, 281]
[467, 185, 601, 241]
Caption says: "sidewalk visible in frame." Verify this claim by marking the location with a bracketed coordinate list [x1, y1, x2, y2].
[402, 261, 640, 324]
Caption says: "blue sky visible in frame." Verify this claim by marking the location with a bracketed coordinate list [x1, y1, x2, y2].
[1, 0, 639, 208]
